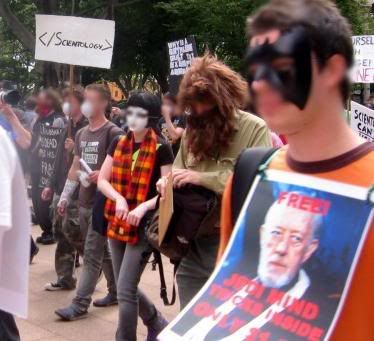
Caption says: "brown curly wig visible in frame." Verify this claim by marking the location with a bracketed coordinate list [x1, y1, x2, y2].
[178, 54, 248, 161]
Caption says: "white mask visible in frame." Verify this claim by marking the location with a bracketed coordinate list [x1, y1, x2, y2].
[62, 102, 71, 115]
[126, 106, 148, 133]
[81, 101, 94, 119]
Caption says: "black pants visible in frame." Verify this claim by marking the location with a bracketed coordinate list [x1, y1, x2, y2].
[31, 176, 53, 236]
[0, 310, 20, 341]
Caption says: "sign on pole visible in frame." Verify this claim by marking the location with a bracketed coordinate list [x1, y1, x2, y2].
[167, 36, 198, 95]
[350, 35, 374, 83]
[35, 15, 115, 69]
[350, 101, 374, 142]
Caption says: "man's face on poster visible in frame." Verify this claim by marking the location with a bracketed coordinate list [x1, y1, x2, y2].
[258, 206, 319, 288]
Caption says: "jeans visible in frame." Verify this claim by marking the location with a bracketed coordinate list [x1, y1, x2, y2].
[0, 310, 20, 341]
[72, 207, 116, 310]
[176, 233, 220, 309]
[31, 175, 52, 236]
[109, 225, 164, 341]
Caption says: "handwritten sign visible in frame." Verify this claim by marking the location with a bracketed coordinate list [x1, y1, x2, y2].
[350, 101, 374, 141]
[167, 36, 198, 95]
[35, 15, 115, 69]
[350, 35, 374, 83]
[38, 125, 63, 188]
[159, 171, 373, 341]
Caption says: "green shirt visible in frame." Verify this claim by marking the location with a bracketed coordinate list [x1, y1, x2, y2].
[174, 110, 272, 196]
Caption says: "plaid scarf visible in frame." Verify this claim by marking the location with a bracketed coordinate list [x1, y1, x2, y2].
[104, 129, 157, 244]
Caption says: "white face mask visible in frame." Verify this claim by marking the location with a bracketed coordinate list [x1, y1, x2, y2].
[81, 101, 94, 119]
[62, 102, 71, 115]
[126, 106, 148, 133]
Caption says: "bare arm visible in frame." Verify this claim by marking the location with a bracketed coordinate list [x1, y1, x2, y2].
[67, 155, 80, 182]
[164, 116, 184, 142]
[1, 104, 32, 149]
[98, 155, 122, 201]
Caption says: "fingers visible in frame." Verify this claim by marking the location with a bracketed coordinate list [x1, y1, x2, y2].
[173, 171, 188, 188]
[156, 177, 167, 198]
[115, 208, 128, 221]
[126, 212, 140, 227]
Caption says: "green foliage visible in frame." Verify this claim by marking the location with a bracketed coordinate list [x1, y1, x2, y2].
[0, 0, 373, 93]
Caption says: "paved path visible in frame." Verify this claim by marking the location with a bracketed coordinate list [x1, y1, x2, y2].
[17, 226, 179, 341]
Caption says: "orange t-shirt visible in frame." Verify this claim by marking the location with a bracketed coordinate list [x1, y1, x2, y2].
[219, 142, 374, 341]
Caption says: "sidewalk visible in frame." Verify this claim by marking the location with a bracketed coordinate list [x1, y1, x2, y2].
[17, 226, 179, 341]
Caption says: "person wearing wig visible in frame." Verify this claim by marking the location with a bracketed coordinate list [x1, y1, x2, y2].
[98, 91, 173, 341]
[157, 55, 272, 309]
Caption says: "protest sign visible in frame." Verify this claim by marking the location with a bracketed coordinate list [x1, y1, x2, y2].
[37, 125, 63, 189]
[159, 170, 373, 341]
[167, 36, 198, 95]
[350, 101, 374, 142]
[35, 15, 115, 69]
[350, 35, 374, 83]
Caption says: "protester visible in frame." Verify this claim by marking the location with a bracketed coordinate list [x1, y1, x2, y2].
[42, 87, 88, 291]
[219, 1, 374, 341]
[30, 89, 66, 245]
[157, 55, 271, 309]
[0, 127, 31, 341]
[23, 96, 38, 131]
[55, 83, 122, 321]
[98, 91, 173, 341]
[158, 92, 186, 156]
[365, 95, 374, 110]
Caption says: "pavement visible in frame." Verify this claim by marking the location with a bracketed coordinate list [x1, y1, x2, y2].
[17, 225, 179, 341]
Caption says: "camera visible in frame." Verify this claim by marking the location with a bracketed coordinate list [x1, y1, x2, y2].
[0, 89, 21, 106]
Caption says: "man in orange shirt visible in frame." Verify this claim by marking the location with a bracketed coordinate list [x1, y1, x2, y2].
[219, 0, 374, 340]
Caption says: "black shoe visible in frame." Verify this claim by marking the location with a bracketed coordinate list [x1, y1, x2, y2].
[75, 254, 80, 268]
[30, 245, 39, 264]
[93, 293, 118, 307]
[55, 305, 88, 321]
[37, 234, 55, 245]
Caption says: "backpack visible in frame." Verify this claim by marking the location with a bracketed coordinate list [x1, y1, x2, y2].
[146, 185, 217, 306]
[231, 147, 279, 224]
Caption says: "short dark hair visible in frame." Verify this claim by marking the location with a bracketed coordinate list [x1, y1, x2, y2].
[247, 0, 353, 101]
[62, 86, 85, 104]
[163, 92, 177, 104]
[126, 91, 161, 119]
[25, 96, 37, 111]
[85, 83, 112, 115]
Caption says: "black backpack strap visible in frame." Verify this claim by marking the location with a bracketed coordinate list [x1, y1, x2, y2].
[231, 147, 279, 224]
[152, 250, 178, 306]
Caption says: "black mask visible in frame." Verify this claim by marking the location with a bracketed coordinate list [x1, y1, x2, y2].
[245, 26, 312, 110]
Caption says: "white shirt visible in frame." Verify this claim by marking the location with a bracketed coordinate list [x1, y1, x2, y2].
[0, 127, 30, 317]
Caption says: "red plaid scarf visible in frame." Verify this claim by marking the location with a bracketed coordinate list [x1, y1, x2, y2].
[104, 129, 157, 244]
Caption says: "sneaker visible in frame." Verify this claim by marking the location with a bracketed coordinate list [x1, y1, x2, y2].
[45, 282, 73, 291]
[93, 293, 118, 307]
[146, 315, 169, 341]
[55, 305, 88, 321]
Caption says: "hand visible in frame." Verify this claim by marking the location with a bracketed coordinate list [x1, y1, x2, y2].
[57, 199, 68, 216]
[0, 103, 16, 121]
[172, 169, 201, 188]
[41, 187, 53, 201]
[127, 203, 148, 227]
[111, 107, 122, 116]
[87, 171, 99, 184]
[115, 196, 129, 221]
[156, 175, 169, 199]
[64, 138, 75, 152]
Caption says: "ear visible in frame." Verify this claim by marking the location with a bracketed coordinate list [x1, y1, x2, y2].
[302, 239, 319, 263]
[323, 54, 347, 89]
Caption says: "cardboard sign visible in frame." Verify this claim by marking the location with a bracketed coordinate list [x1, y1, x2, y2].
[35, 14, 115, 69]
[167, 36, 198, 95]
[37, 125, 63, 188]
[159, 173, 174, 245]
[350, 101, 374, 142]
[350, 35, 374, 83]
[159, 170, 373, 341]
